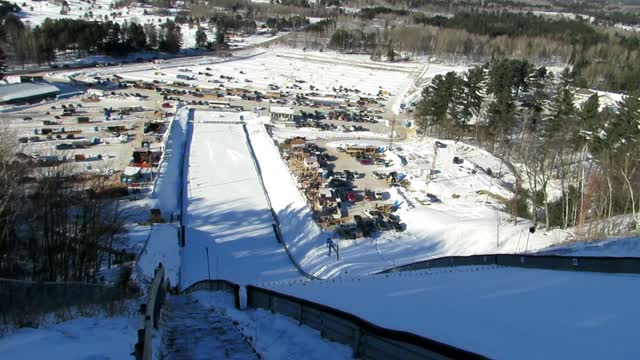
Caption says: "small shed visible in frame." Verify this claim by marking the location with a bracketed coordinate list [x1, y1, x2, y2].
[304, 156, 319, 169]
[289, 137, 306, 150]
[270, 106, 296, 128]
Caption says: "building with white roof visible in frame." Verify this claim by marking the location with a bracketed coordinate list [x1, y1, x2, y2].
[0, 82, 59, 104]
[269, 106, 296, 128]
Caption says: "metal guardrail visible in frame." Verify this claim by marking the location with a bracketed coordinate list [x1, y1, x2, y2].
[134, 264, 167, 360]
[245, 285, 487, 360]
[181, 279, 241, 309]
[377, 254, 640, 274]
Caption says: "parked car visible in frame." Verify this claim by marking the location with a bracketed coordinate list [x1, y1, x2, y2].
[363, 208, 383, 218]
[359, 158, 374, 165]
[391, 221, 404, 232]
[375, 216, 392, 231]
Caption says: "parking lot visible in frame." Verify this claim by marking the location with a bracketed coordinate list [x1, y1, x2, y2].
[4, 88, 170, 177]
[278, 137, 404, 239]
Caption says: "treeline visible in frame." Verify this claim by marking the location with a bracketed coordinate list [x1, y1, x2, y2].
[4, 17, 183, 66]
[324, 9, 640, 93]
[415, 11, 607, 48]
[209, 12, 257, 34]
[265, 15, 309, 31]
[304, 18, 335, 33]
[358, 7, 410, 20]
[416, 59, 640, 236]
[328, 28, 378, 53]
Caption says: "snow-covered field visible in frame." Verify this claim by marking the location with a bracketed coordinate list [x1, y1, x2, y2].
[268, 266, 640, 359]
[0, 311, 137, 360]
[119, 47, 424, 104]
[180, 111, 302, 288]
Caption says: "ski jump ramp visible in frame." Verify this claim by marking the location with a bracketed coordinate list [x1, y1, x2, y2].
[181, 110, 301, 287]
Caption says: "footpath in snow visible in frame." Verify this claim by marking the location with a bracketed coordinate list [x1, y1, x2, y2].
[180, 111, 302, 288]
[267, 266, 640, 360]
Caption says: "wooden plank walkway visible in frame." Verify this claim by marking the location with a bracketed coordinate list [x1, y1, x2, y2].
[161, 295, 258, 360]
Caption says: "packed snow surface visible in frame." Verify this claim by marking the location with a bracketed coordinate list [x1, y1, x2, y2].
[268, 266, 640, 359]
[181, 111, 301, 288]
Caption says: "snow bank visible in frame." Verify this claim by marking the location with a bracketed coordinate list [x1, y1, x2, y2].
[136, 223, 181, 286]
[540, 236, 640, 257]
[245, 117, 335, 278]
[0, 312, 137, 359]
[150, 106, 188, 218]
[268, 266, 640, 359]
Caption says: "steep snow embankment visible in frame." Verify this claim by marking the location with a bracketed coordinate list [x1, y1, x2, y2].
[150, 107, 188, 217]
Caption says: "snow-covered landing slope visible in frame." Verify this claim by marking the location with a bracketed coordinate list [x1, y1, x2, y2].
[268, 266, 640, 360]
[181, 111, 301, 288]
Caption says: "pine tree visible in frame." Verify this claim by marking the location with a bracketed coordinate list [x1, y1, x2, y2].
[195, 27, 208, 49]
[215, 25, 226, 45]
[487, 89, 515, 139]
[144, 24, 158, 50]
[159, 20, 182, 53]
[462, 66, 486, 124]
[609, 92, 640, 148]
[577, 93, 601, 146]
[127, 23, 147, 51]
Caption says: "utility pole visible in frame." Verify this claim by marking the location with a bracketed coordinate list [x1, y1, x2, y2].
[430, 141, 438, 181]
[496, 208, 500, 248]
[388, 116, 396, 151]
[205, 247, 211, 282]
[513, 175, 518, 225]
